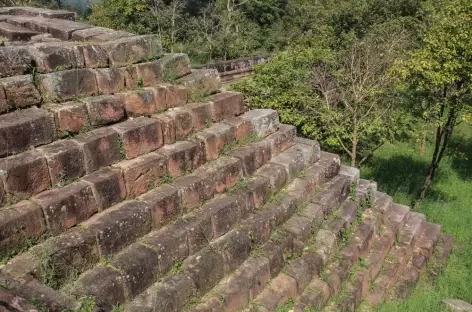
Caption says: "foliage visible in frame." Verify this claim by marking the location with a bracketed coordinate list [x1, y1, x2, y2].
[394, 0, 472, 206]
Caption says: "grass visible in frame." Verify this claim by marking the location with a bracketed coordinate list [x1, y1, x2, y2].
[359, 124, 472, 311]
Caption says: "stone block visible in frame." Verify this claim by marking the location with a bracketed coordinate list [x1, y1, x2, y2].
[71, 27, 132, 41]
[269, 147, 305, 181]
[229, 146, 256, 176]
[248, 140, 271, 169]
[0, 201, 46, 258]
[256, 162, 288, 192]
[93, 67, 128, 94]
[285, 257, 315, 291]
[159, 141, 205, 178]
[158, 53, 191, 78]
[441, 299, 472, 312]
[254, 273, 297, 310]
[134, 61, 163, 86]
[140, 225, 188, 275]
[172, 175, 205, 212]
[74, 44, 108, 68]
[139, 184, 181, 228]
[244, 176, 272, 210]
[209, 91, 245, 122]
[30, 42, 83, 73]
[265, 124, 296, 155]
[81, 94, 125, 126]
[179, 69, 221, 96]
[73, 127, 122, 173]
[211, 229, 251, 274]
[101, 35, 163, 67]
[283, 216, 312, 242]
[114, 152, 167, 198]
[186, 102, 212, 131]
[196, 156, 242, 195]
[32, 181, 98, 234]
[240, 211, 274, 245]
[0, 46, 35, 78]
[0, 107, 56, 157]
[224, 116, 253, 142]
[121, 87, 165, 117]
[48, 101, 89, 136]
[195, 123, 236, 160]
[240, 109, 279, 137]
[82, 168, 127, 211]
[0, 151, 51, 201]
[314, 176, 350, 215]
[111, 244, 159, 298]
[205, 196, 243, 238]
[40, 69, 98, 102]
[318, 151, 341, 180]
[182, 247, 225, 295]
[177, 213, 213, 255]
[37, 139, 85, 187]
[112, 117, 163, 159]
[0, 75, 40, 110]
[164, 84, 187, 108]
[69, 266, 126, 310]
[165, 108, 194, 140]
[85, 201, 152, 257]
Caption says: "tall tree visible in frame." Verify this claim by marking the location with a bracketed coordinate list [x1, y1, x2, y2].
[395, 0, 472, 208]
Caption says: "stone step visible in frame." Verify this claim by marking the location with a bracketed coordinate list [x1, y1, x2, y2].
[0, 113, 289, 263]
[0, 21, 39, 41]
[0, 6, 76, 20]
[57, 137, 321, 310]
[178, 69, 221, 97]
[131, 158, 346, 312]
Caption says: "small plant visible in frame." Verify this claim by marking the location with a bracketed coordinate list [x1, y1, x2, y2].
[171, 260, 183, 274]
[137, 77, 144, 88]
[204, 119, 210, 128]
[349, 182, 357, 200]
[100, 256, 111, 266]
[55, 65, 66, 71]
[33, 246, 60, 289]
[299, 168, 308, 178]
[186, 298, 201, 309]
[57, 170, 68, 188]
[117, 139, 126, 160]
[356, 208, 363, 224]
[161, 175, 173, 184]
[359, 257, 369, 269]
[365, 188, 373, 208]
[73, 296, 96, 312]
[229, 179, 249, 194]
[163, 70, 181, 83]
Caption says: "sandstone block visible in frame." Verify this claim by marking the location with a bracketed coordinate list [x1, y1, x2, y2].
[114, 152, 167, 198]
[93, 67, 128, 94]
[178, 69, 221, 96]
[0, 151, 51, 200]
[441, 299, 472, 312]
[0, 46, 35, 78]
[159, 141, 205, 178]
[0, 75, 40, 110]
[224, 116, 253, 142]
[73, 127, 122, 173]
[112, 117, 163, 159]
[154, 114, 176, 144]
[81, 94, 125, 126]
[111, 244, 159, 298]
[71, 27, 132, 42]
[82, 168, 127, 211]
[0, 201, 46, 258]
[37, 139, 85, 187]
[195, 123, 236, 160]
[318, 151, 341, 180]
[30, 42, 83, 72]
[241, 109, 279, 137]
[265, 124, 296, 155]
[74, 44, 108, 68]
[120, 87, 165, 117]
[256, 162, 288, 192]
[240, 211, 274, 245]
[283, 216, 312, 243]
[48, 102, 89, 136]
[186, 102, 212, 131]
[165, 108, 194, 140]
[172, 175, 205, 212]
[270, 147, 305, 181]
[210, 91, 245, 121]
[158, 53, 191, 78]
[164, 84, 187, 108]
[176, 213, 213, 255]
[0, 107, 56, 157]
[33, 181, 97, 234]
[253, 274, 297, 310]
[229, 146, 256, 176]
[205, 196, 243, 238]
[101, 35, 163, 67]
[211, 229, 251, 274]
[40, 68, 98, 102]
[134, 61, 163, 86]
[139, 184, 181, 228]
[285, 257, 315, 291]
[195, 156, 242, 196]
[248, 140, 271, 169]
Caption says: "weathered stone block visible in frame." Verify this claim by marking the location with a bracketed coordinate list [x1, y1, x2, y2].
[0, 151, 51, 200]
[37, 139, 85, 187]
[112, 117, 163, 159]
[264, 124, 296, 156]
[139, 184, 181, 228]
[240, 211, 274, 245]
[30, 42, 83, 72]
[164, 84, 187, 108]
[158, 53, 191, 78]
[283, 216, 312, 242]
[154, 114, 176, 144]
[256, 162, 288, 192]
[114, 152, 167, 198]
[318, 151, 341, 180]
[165, 108, 194, 140]
[0, 75, 40, 110]
[205, 196, 243, 238]
[140, 225, 188, 275]
[48, 101, 89, 136]
[211, 229, 251, 274]
[33, 181, 98, 234]
[195, 123, 236, 160]
[248, 140, 271, 169]
[101, 35, 163, 67]
[134, 61, 163, 86]
[0, 107, 56, 157]
[93, 67, 128, 94]
[85, 201, 152, 257]
[111, 244, 159, 298]
[71, 27, 132, 41]
[229, 146, 256, 176]
[73, 127, 122, 173]
[176, 212, 213, 255]
[224, 116, 253, 142]
[120, 87, 165, 117]
[270, 147, 305, 181]
[285, 257, 314, 291]
[82, 168, 127, 211]
[74, 44, 108, 68]
[240, 109, 279, 137]
[210, 92, 245, 122]
[81, 94, 125, 126]
[172, 175, 205, 212]
[186, 102, 212, 131]
[0, 46, 35, 78]
[159, 141, 205, 178]
[253, 273, 297, 310]
[0, 201, 46, 258]
[179, 69, 221, 96]
[40, 68, 98, 102]
[196, 156, 242, 196]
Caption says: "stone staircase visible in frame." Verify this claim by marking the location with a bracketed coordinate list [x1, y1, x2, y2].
[0, 7, 453, 312]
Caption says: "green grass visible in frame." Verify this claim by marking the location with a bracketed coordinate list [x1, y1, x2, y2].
[359, 124, 472, 311]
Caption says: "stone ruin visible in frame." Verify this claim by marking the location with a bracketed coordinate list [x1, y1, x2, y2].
[0, 7, 453, 312]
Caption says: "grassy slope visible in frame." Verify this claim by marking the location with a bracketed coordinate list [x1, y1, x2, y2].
[359, 124, 472, 311]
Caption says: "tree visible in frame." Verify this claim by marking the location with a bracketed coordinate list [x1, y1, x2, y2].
[395, 0, 472, 208]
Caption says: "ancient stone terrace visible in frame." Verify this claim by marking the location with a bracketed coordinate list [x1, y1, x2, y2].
[0, 7, 453, 312]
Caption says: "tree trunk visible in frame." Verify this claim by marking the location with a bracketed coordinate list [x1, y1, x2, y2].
[420, 127, 427, 156]
[351, 127, 358, 167]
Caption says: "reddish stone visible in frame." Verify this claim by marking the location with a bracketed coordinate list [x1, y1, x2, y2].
[196, 156, 242, 196]
[240, 211, 273, 245]
[120, 88, 163, 117]
[74, 44, 108, 68]
[165, 108, 194, 140]
[0, 150, 51, 201]
[139, 184, 181, 228]
[40, 69, 98, 102]
[159, 141, 205, 178]
[114, 152, 167, 198]
[0, 75, 40, 110]
[229, 146, 256, 176]
[265, 124, 296, 155]
[285, 257, 315, 291]
[196, 123, 236, 160]
[0, 201, 46, 258]
[172, 175, 205, 212]
[134, 61, 163, 86]
[205, 196, 243, 238]
[0, 107, 56, 157]
[248, 140, 272, 169]
[73, 127, 122, 173]
[256, 162, 288, 192]
[100, 34, 162, 67]
[37, 139, 85, 187]
[30, 42, 83, 72]
[81, 94, 125, 126]
[93, 67, 128, 94]
[154, 114, 176, 145]
[240, 109, 279, 137]
[111, 243, 159, 298]
[283, 216, 312, 243]
[253, 273, 297, 310]
[0, 46, 35, 78]
[82, 167, 127, 211]
[48, 101, 89, 137]
[269, 147, 305, 181]
[210, 91, 245, 121]
[211, 229, 251, 274]
[178, 69, 221, 96]
[112, 117, 163, 159]
[186, 102, 212, 131]
[164, 84, 188, 108]
[158, 53, 191, 78]
[224, 117, 253, 142]
[33, 181, 98, 234]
